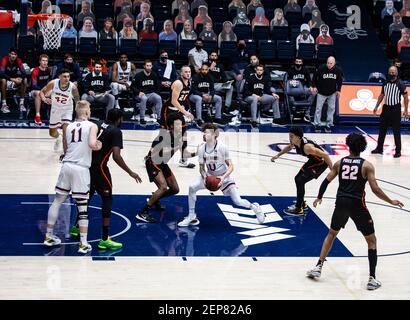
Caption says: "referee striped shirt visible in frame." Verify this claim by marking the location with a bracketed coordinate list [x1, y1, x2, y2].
[381, 79, 407, 106]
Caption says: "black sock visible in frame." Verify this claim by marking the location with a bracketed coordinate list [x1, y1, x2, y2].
[102, 226, 109, 241]
[316, 259, 324, 267]
[368, 249, 377, 278]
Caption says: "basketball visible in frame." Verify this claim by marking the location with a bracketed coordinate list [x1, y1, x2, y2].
[205, 176, 221, 191]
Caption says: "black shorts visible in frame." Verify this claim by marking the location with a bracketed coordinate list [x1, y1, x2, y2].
[160, 106, 186, 130]
[90, 165, 112, 196]
[331, 197, 375, 236]
[300, 160, 328, 179]
[145, 157, 173, 183]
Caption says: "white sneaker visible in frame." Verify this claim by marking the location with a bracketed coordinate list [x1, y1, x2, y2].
[131, 115, 138, 121]
[19, 104, 26, 112]
[179, 159, 195, 168]
[1, 105, 10, 113]
[53, 135, 62, 152]
[252, 203, 265, 224]
[367, 276, 382, 290]
[178, 215, 200, 227]
[306, 265, 322, 278]
[43, 234, 62, 247]
[78, 242, 92, 254]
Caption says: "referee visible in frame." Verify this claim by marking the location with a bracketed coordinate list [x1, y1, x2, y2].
[372, 66, 408, 158]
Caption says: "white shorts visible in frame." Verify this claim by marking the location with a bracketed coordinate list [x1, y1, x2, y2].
[55, 162, 90, 199]
[49, 105, 73, 128]
[219, 176, 236, 195]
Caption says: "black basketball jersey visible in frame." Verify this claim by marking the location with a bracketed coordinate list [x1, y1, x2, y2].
[336, 157, 367, 200]
[165, 78, 191, 110]
[295, 137, 324, 162]
[91, 121, 123, 168]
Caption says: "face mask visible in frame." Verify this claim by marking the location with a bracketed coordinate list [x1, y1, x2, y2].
[238, 44, 245, 49]
[295, 64, 302, 70]
[388, 74, 397, 81]
[160, 56, 167, 62]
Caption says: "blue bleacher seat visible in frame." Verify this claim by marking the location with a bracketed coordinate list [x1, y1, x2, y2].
[258, 40, 276, 61]
[79, 37, 98, 55]
[219, 41, 237, 58]
[179, 39, 195, 56]
[153, 6, 172, 21]
[297, 43, 316, 60]
[317, 44, 335, 62]
[60, 37, 77, 53]
[271, 26, 289, 40]
[244, 39, 257, 55]
[253, 25, 270, 41]
[99, 38, 117, 55]
[119, 38, 138, 56]
[203, 40, 218, 54]
[399, 46, 410, 63]
[277, 40, 295, 61]
[234, 24, 252, 40]
[18, 35, 35, 54]
[159, 40, 178, 58]
[285, 12, 302, 26]
[138, 39, 158, 56]
[59, 4, 74, 17]
[210, 7, 228, 23]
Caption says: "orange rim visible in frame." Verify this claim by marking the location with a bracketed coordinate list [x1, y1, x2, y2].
[29, 13, 71, 21]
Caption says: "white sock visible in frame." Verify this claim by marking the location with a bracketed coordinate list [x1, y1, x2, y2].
[19, 98, 24, 105]
[2, 100, 6, 106]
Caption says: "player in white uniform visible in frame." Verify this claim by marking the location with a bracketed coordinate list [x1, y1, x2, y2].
[178, 123, 265, 227]
[111, 53, 137, 107]
[43, 100, 102, 254]
[40, 68, 80, 152]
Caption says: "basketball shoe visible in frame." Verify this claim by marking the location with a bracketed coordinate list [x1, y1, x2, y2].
[178, 214, 200, 227]
[78, 242, 92, 254]
[367, 276, 382, 290]
[284, 204, 304, 215]
[306, 265, 322, 278]
[251, 203, 265, 224]
[98, 238, 123, 250]
[34, 115, 42, 125]
[43, 234, 62, 247]
[136, 208, 156, 223]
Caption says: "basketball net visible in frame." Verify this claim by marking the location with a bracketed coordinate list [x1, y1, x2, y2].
[35, 13, 69, 50]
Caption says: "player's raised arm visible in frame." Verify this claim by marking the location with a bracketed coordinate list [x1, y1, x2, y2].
[313, 160, 340, 207]
[365, 161, 404, 208]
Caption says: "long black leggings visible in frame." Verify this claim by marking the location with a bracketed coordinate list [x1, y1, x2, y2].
[294, 171, 315, 209]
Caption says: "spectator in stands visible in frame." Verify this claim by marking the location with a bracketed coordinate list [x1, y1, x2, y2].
[153, 50, 177, 93]
[31, 54, 52, 125]
[116, 2, 135, 27]
[138, 17, 157, 42]
[99, 17, 118, 40]
[194, 5, 212, 30]
[243, 54, 269, 80]
[175, 4, 193, 27]
[0, 48, 27, 114]
[287, 56, 315, 120]
[115, 0, 132, 12]
[247, 0, 263, 16]
[190, 63, 224, 126]
[233, 8, 251, 26]
[243, 64, 281, 128]
[159, 20, 178, 41]
[218, 21, 237, 46]
[54, 53, 81, 86]
[302, 0, 318, 17]
[382, 0, 397, 20]
[199, 21, 217, 41]
[315, 24, 333, 48]
[39, 0, 51, 13]
[82, 61, 115, 118]
[308, 9, 323, 29]
[172, 0, 190, 14]
[119, 18, 138, 41]
[180, 19, 198, 42]
[208, 50, 234, 112]
[252, 7, 269, 29]
[61, 17, 78, 39]
[389, 13, 405, 37]
[191, 0, 208, 13]
[311, 56, 343, 133]
[397, 27, 410, 53]
[271, 8, 288, 28]
[131, 59, 162, 123]
[111, 53, 137, 107]
[296, 23, 314, 51]
[77, 1, 95, 26]
[284, 0, 301, 15]
[231, 40, 250, 83]
[229, 0, 246, 14]
[79, 17, 97, 39]
[188, 38, 208, 73]
[136, 2, 154, 23]
[400, 0, 410, 17]
[75, 0, 93, 7]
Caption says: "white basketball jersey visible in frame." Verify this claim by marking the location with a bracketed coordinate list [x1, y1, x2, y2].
[51, 79, 74, 108]
[116, 61, 132, 82]
[63, 120, 94, 168]
[198, 141, 230, 176]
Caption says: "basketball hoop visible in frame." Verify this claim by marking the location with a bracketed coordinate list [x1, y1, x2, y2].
[28, 13, 70, 50]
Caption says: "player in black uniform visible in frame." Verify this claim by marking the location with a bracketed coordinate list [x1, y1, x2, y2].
[306, 133, 404, 290]
[160, 65, 196, 169]
[271, 127, 332, 215]
[71, 109, 142, 250]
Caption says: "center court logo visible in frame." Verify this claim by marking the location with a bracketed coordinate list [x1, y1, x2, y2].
[217, 203, 295, 246]
[349, 89, 377, 111]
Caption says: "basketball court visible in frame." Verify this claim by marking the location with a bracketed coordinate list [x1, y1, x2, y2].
[0, 125, 409, 300]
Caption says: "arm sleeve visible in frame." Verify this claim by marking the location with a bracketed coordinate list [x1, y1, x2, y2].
[317, 178, 330, 199]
